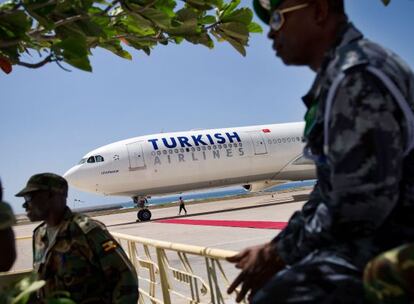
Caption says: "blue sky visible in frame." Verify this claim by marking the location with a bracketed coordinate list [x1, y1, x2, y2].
[2, 1, 414, 213]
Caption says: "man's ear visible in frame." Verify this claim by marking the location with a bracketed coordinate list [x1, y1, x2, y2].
[313, 0, 330, 25]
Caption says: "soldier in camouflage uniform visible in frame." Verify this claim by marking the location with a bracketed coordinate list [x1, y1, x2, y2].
[16, 173, 139, 303]
[0, 179, 16, 271]
[364, 243, 414, 303]
[227, 0, 414, 303]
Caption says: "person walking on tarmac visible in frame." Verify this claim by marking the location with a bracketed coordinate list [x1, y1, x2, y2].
[16, 173, 139, 304]
[178, 196, 187, 215]
[227, 0, 414, 303]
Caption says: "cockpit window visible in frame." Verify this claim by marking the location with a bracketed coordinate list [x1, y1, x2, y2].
[78, 158, 87, 164]
[95, 155, 104, 162]
[87, 156, 95, 163]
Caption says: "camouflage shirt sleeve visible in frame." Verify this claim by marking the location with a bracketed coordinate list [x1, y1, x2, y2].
[85, 226, 139, 303]
[0, 201, 16, 230]
[274, 69, 404, 264]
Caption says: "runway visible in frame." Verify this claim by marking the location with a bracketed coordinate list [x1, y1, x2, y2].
[11, 189, 310, 272]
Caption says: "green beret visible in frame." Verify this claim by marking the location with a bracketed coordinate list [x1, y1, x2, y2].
[253, 0, 284, 24]
[15, 173, 68, 197]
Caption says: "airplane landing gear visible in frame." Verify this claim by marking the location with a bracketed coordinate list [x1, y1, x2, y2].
[133, 196, 152, 221]
[137, 209, 152, 221]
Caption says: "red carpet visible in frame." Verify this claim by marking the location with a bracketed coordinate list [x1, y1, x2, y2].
[156, 219, 287, 230]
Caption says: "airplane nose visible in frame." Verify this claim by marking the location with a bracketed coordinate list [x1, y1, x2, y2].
[63, 166, 81, 188]
[63, 165, 98, 193]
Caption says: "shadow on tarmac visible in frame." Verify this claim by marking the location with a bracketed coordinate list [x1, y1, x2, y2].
[107, 193, 310, 228]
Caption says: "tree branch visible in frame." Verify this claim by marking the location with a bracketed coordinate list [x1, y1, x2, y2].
[16, 54, 53, 68]
[205, 21, 221, 30]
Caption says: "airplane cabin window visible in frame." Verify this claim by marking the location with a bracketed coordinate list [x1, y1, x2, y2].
[95, 155, 104, 162]
[87, 156, 95, 163]
[78, 158, 87, 164]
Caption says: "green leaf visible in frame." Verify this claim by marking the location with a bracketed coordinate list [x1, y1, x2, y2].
[185, 32, 214, 48]
[218, 22, 248, 43]
[220, 0, 240, 18]
[200, 15, 216, 25]
[217, 29, 245, 56]
[248, 22, 262, 33]
[118, 14, 156, 36]
[173, 36, 184, 44]
[0, 10, 32, 38]
[167, 8, 198, 35]
[101, 42, 132, 59]
[54, 36, 92, 71]
[185, 0, 213, 11]
[221, 8, 252, 25]
[13, 280, 45, 304]
[206, 0, 224, 9]
[140, 8, 172, 29]
[22, 0, 56, 29]
[64, 55, 92, 71]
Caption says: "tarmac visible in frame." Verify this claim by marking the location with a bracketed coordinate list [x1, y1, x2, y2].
[11, 188, 311, 272]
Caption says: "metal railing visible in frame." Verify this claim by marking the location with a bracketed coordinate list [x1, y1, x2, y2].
[111, 232, 245, 304]
[3, 232, 245, 304]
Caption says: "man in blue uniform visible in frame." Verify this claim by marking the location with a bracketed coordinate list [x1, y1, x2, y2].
[227, 0, 414, 303]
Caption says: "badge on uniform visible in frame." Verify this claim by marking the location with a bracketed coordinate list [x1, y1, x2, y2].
[101, 240, 117, 252]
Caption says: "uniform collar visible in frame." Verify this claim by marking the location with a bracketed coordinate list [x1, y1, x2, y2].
[302, 23, 364, 108]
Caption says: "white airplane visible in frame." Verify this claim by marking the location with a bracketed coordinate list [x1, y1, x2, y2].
[64, 122, 315, 221]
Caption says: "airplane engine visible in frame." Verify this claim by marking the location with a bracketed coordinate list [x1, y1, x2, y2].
[242, 180, 287, 192]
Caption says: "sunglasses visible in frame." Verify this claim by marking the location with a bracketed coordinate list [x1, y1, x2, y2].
[269, 3, 309, 32]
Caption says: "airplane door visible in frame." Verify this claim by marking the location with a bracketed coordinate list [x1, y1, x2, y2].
[126, 142, 146, 170]
[250, 132, 268, 155]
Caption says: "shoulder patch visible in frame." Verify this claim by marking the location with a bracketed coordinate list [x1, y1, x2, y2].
[101, 240, 118, 253]
[73, 214, 106, 234]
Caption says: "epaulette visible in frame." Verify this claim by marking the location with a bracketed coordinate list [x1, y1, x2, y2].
[73, 213, 106, 234]
[336, 41, 369, 73]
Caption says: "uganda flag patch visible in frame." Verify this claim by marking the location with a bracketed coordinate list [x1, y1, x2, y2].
[102, 240, 117, 252]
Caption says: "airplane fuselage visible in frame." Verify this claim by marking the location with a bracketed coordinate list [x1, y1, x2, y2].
[64, 122, 315, 197]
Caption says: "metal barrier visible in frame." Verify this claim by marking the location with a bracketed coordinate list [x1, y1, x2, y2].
[3, 232, 245, 304]
[111, 232, 245, 304]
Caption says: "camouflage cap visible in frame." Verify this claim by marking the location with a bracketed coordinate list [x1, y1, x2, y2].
[253, 0, 284, 24]
[15, 173, 68, 197]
